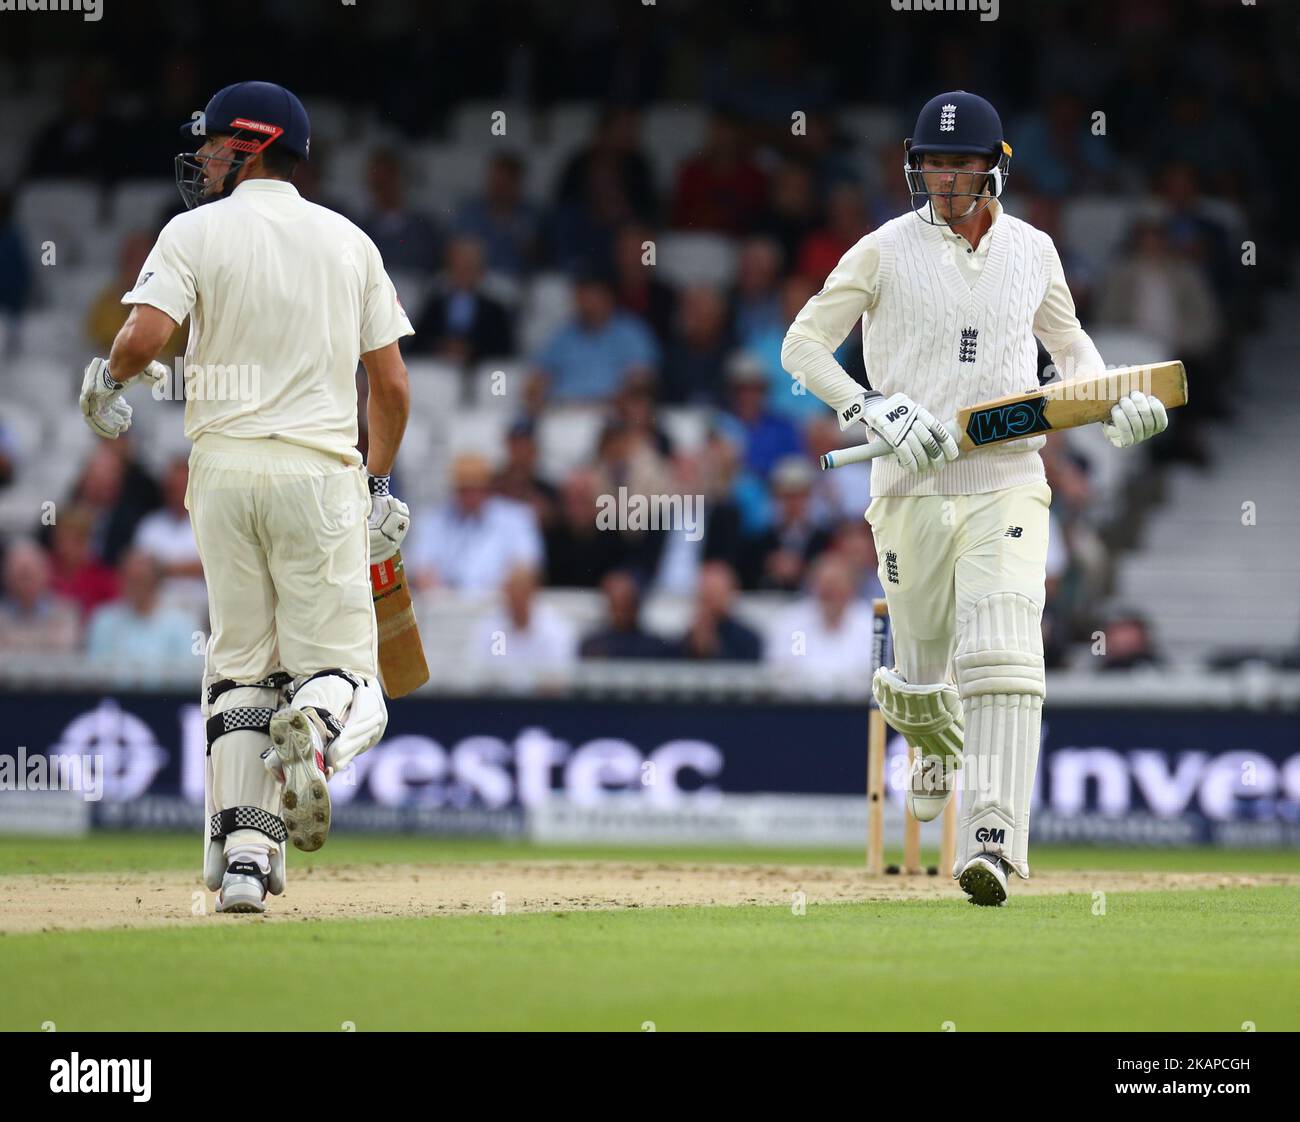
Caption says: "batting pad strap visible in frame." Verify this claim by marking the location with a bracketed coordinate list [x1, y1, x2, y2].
[205, 706, 276, 754]
[207, 672, 292, 709]
[209, 806, 288, 845]
[954, 591, 1047, 700]
[953, 650, 1046, 698]
[305, 706, 344, 741]
[286, 667, 364, 704]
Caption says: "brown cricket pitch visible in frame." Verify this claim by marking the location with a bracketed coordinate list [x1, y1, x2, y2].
[1, 861, 1294, 933]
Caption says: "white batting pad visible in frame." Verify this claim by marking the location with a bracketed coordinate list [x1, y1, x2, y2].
[952, 591, 1046, 878]
[203, 680, 288, 893]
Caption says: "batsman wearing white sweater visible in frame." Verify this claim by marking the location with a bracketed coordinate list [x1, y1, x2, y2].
[782, 91, 1168, 905]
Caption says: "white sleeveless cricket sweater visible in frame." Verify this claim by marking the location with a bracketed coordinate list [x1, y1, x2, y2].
[864, 209, 1053, 497]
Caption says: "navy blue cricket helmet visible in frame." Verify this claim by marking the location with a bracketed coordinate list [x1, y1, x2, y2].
[903, 91, 1011, 226]
[174, 81, 311, 210]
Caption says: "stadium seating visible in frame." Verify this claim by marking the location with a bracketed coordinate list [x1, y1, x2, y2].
[110, 179, 177, 237]
[518, 272, 574, 354]
[14, 180, 103, 266]
[1061, 194, 1150, 276]
[653, 232, 737, 288]
[450, 101, 538, 147]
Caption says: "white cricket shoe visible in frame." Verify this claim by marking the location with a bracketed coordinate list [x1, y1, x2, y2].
[958, 851, 1010, 907]
[216, 860, 269, 914]
[905, 752, 956, 823]
[270, 707, 331, 853]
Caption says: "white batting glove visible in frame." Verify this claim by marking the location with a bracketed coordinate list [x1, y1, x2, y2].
[367, 473, 410, 563]
[847, 392, 959, 474]
[326, 676, 389, 773]
[1103, 390, 1169, 448]
[79, 357, 168, 439]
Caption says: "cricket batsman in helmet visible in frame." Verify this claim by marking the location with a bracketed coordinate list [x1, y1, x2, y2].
[783, 91, 1169, 904]
[78, 81, 415, 914]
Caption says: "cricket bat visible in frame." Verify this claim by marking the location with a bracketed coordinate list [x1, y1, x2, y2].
[820, 360, 1187, 469]
[370, 550, 429, 698]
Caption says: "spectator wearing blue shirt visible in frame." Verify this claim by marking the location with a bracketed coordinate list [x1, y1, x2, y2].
[1008, 93, 1118, 198]
[746, 274, 835, 424]
[530, 271, 659, 403]
[85, 549, 198, 665]
[717, 352, 804, 480]
[731, 236, 785, 345]
[358, 147, 441, 272]
[453, 153, 542, 279]
[660, 285, 732, 406]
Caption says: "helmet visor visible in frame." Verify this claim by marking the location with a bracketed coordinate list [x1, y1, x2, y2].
[904, 145, 1010, 227]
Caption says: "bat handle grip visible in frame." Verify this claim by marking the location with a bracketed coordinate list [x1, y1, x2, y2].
[820, 418, 958, 470]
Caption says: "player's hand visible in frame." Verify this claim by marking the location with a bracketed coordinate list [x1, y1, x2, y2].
[853, 392, 959, 473]
[367, 473, 410, 563]
[1103, 391, 1168, 448]
[80, 357, 133, 438]
[80, 357, 169, 439]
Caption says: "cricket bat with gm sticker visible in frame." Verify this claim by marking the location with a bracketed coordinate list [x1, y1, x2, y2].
[821, 360, 1186, 469]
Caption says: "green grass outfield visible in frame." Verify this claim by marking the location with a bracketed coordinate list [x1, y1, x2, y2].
[4, 831, 1300, 875]
[1, 833, 1297, 1031]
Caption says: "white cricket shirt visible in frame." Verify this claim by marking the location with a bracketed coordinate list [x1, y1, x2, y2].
[783, 199, 1104, 496]
[123, 179, 413, 465]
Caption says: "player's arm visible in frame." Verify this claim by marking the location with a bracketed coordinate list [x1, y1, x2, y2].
[1034, 240, 1166, 447]
[780, 233, 880, 420]
[782, 234, 956, 472]
[361, 339, 412, 563]
[108, 304, 177, 382]
[361, 340, 409, 477]
[1033, 240, 1105, 384]
[356, 227, 416, 554]
[81, 217, 196, 438]
[79, 304, 174, 439]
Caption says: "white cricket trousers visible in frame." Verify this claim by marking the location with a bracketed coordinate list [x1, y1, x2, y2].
[186, 433, 378, 683]
[865, 479, 1051, 683]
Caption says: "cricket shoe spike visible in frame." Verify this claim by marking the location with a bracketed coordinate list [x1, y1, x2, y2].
[216, 860, 269, 914]
[958, 850, 1009, 907]
[270, 706, 331, 853]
